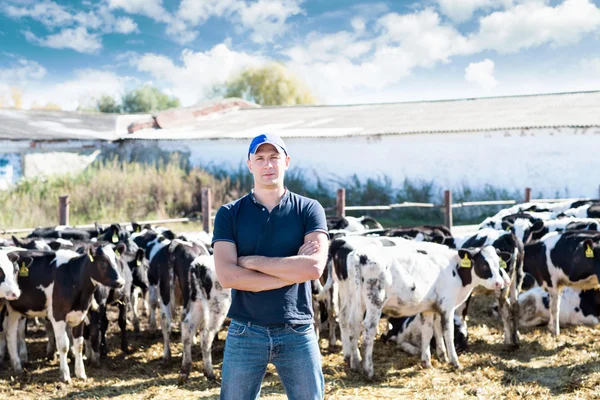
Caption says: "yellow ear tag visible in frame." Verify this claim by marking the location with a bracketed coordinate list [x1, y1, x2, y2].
[19, 262, 29, 277]
[136, 227, 141, 233]
[115, 249, 121, 258]
[136, 259, 142, 267]
[499, 259, 507, 269]
[505, 226, 511, 232]
[460, 254, 472, 268]
[112, 232, 119, 243]
[88, 253, 94, 262]
[585, 245, 594, 259]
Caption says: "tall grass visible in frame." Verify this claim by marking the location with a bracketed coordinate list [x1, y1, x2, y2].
[0, 158, 530, 230]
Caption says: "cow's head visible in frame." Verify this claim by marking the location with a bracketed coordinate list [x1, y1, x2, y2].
[0, 251, 22, 300]
[11, 235, 51, 251]
[458, 246, 509, 291]
[570, 239, 600, 285]
[86, 243, 126, 289]
[129, 249, 149, 290]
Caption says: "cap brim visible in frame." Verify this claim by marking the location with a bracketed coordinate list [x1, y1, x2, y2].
[251, 141, 287, 155]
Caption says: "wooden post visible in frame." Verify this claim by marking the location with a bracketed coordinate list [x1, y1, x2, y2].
[202, 187, 212, 233]
[58, 195, 69, 226]
[525, 187, 532, 203]
[444, 190, 452, 230]
[336, 188, 346, 217]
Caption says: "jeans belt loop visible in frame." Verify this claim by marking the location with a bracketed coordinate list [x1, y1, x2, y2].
[248, 321, 252, 327]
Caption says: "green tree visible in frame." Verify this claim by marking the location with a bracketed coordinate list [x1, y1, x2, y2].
[96, 95, 121, 113]
[216, 63, 316, 106]
[121, 86, 180, 113]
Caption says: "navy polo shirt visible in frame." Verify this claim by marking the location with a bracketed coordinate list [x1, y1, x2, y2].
[212, 189, 328, 325]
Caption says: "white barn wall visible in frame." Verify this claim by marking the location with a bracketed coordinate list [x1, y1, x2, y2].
[123, 127, 600, 198]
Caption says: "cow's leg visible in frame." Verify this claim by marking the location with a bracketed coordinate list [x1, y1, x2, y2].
[148, 285, 159, 334]
[419, 312, 434, 369]
[180, 305, 198, 381]
[441, 311, 460, 369]
[202, 310, 227, 381]
[312, 297, 321, 340]
[160, 301, 172, 365]
[87, 310, 101, 366]
[131, 287, 141, 333]
[432, 314, 448, 363]
[509, 258, 521, 346]
[497, 288, 515, 346]
[337, 286, 353, 366]
[361, 306, 382, 379]
[17, 317, 27, 364]
[52, 320, 72, 383]
[328, 285, 338, 351]
[44, 318, 56, 360]
[7, 312, 23, 373]
[71, 322, 86, 380]
[548, 287, 563, 337]
[100, 305, 109, 358]
[118, 301, 130, 354]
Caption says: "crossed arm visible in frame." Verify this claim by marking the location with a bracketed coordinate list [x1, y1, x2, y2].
[213, 231, 329, 292]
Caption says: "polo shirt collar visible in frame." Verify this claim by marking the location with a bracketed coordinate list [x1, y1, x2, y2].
[249, 187, 290, 209]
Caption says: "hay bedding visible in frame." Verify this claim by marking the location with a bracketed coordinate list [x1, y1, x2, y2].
[1, 295, 600, 399]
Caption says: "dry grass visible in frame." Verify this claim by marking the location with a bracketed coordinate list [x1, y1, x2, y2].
[1, 295, 600, 399]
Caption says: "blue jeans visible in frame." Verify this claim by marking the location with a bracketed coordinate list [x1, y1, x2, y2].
[220, 320, 324, 400]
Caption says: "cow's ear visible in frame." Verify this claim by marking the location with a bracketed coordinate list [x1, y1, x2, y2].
[7, 252, 20, 264]
[531, 219, 544, 232]
[115, 243, 126, 257]
[500, 221, 513, 232]
[431, 235, 446, 244]
[48, 241, 62, 251]
[457, 249, 474, 268]
[11, 235, 23, 247]
[162, 230, 176, 240]
[168, 239, 180, 253]
[131, 222, 142, 233]
[135, 249, 145, 266]
[87, 246, 96, 262]
[497, 250, 512, 264]
[582, 239, 595, 259]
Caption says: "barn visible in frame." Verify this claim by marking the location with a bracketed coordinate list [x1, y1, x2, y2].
[0, 108, 118, 189]
[2, 91, 600, 198]
[116, 90, 600, 198]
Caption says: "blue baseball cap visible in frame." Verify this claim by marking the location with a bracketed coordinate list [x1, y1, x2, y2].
[248, 133, 288, 158]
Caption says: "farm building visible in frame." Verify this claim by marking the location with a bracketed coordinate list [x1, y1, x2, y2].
[116, 91, 600, 198]
[0, 108, 119, 189]
[1, 91, 600, 197]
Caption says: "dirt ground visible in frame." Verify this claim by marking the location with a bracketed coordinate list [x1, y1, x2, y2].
[1, 295, 600, 400]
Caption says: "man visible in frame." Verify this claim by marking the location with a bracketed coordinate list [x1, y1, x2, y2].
[212, 133, 329, 400]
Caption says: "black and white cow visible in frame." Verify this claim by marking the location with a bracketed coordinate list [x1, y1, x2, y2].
[326, 216, 383, 232]
[85, 246, 134, 365]
[180, 254, 231, 381]
[129, 249, 150, 332]
[338, 243, 508, 377]
[28, 225, 101, 241]
[0, 249, 21, 301]
[517, 286, 600, 327]
[383, 313, 469, 356]
[528, 218, 600, 241]
[524, 230, 600, 337]
[5, 244, 125, 382]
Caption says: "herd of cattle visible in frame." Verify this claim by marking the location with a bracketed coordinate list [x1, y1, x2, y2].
[0, 198, 598, 385]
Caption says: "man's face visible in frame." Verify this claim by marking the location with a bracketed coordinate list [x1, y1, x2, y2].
[247, 143, 290, 188]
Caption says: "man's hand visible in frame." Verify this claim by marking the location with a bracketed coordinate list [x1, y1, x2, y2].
[298, 240, 319, 256]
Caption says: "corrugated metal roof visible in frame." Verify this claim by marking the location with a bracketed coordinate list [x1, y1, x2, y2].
[118, 90, 600, 140]
[0, 109, 118, 141]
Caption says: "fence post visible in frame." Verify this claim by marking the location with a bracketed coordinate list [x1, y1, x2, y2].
[443, 190, 452, 230]
[58, 195, 70, 226]
[524, 187, 532, 203]
[336, 188, 346, 217]
[202, 187, 212, 233]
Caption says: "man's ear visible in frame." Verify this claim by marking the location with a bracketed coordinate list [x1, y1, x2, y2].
[247, 158, 253, 173]
[284, 155, 291, 170]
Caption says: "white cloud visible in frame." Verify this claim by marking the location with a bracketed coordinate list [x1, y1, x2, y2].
[580, 56, 600, 73]
[471, 0, 600, 53]
[106, 0, 169, 22]
[4, 1, 73, 28]
[24, 27, 102, 54]
[177, 0, 239, 25]
[236, 0, 303, 43]
[134, 44, 265, 105]
[465, 59, 498, 90]
[284, 31, 373, 63]
[113, 17, 138, 34]
[350, 17, 366, 34]
[435, 0, 509, 22]
[0, 59, 47, 82]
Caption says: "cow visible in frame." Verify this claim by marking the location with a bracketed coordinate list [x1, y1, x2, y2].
[326, 216, 383, 232]
[528, 218, 600, 241]
[523, 230, 600, 337]
[560, 203, 600, 219]
[337, 243, 508, 377]
[85, 247, 135, 365]
[180, 254, 231, 381]
[383, 313, 469, 356]
[515, 286, 600, 327]
[27, 225, 101, 241]
[5, 244, 125, 383]
[0, 249, 21, 301]
[129, 249, 150, 332]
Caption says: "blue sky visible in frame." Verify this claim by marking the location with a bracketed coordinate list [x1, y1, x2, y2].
[1, 0, 600, 110]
